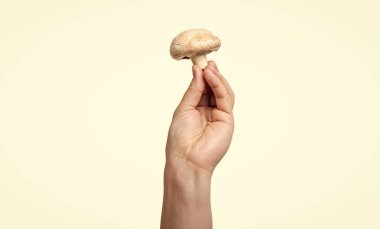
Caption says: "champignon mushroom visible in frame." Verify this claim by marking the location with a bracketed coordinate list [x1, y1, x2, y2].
[170, 29, 221, 69]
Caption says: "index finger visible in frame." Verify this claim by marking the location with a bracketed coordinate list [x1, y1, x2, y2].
[203, 68, 233, 114]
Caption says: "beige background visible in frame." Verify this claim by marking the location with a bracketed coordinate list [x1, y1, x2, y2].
[1, 0, 379, 228]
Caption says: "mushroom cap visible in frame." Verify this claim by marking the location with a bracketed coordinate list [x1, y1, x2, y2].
[170, 29, 221, 60]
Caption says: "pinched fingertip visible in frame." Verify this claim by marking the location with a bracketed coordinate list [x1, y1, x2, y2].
[207, 60, 218, 71]
[192, 65, 202, 79]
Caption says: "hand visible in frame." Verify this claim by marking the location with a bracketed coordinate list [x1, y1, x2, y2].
[165, 61, 235, 175]
[161, 61, 234, 229]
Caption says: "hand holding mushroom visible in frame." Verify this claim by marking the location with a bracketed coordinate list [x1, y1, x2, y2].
[161, 29, 234, 229]
[165, 29, 234, 172]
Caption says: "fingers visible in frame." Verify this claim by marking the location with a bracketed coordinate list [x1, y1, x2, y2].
[207, 61, 235, 107]
[175, 61, 234, 116]
[175, 65, 205, 113]
[203, 67, 233, 114]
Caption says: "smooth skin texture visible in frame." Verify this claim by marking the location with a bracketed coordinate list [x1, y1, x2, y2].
[161, 61, 235, 229]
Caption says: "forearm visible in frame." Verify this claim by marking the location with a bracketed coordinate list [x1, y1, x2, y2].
[160, 160, 213, 229]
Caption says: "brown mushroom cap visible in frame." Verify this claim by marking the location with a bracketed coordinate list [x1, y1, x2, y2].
[170, 29, 221, 60]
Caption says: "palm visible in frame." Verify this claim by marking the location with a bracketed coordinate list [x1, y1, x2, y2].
[168, 106, 233, 171]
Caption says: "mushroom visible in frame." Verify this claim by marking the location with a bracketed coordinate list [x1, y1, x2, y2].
[170, 29, 221, 69]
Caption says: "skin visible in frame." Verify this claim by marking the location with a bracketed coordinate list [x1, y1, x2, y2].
[160, 61, 235, 229]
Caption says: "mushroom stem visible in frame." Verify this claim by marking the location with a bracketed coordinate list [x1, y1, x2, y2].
[191, 55, 208, 69]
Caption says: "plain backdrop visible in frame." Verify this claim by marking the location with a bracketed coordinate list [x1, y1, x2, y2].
[1, 0, 379, 228]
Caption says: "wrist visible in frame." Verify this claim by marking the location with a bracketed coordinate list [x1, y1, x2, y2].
[164, 155, 213, 182]
[164, 164, 211, 189]
[164, 156, 212, 199]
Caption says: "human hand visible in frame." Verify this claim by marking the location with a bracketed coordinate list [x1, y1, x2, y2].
[165, 61, 235, 175]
